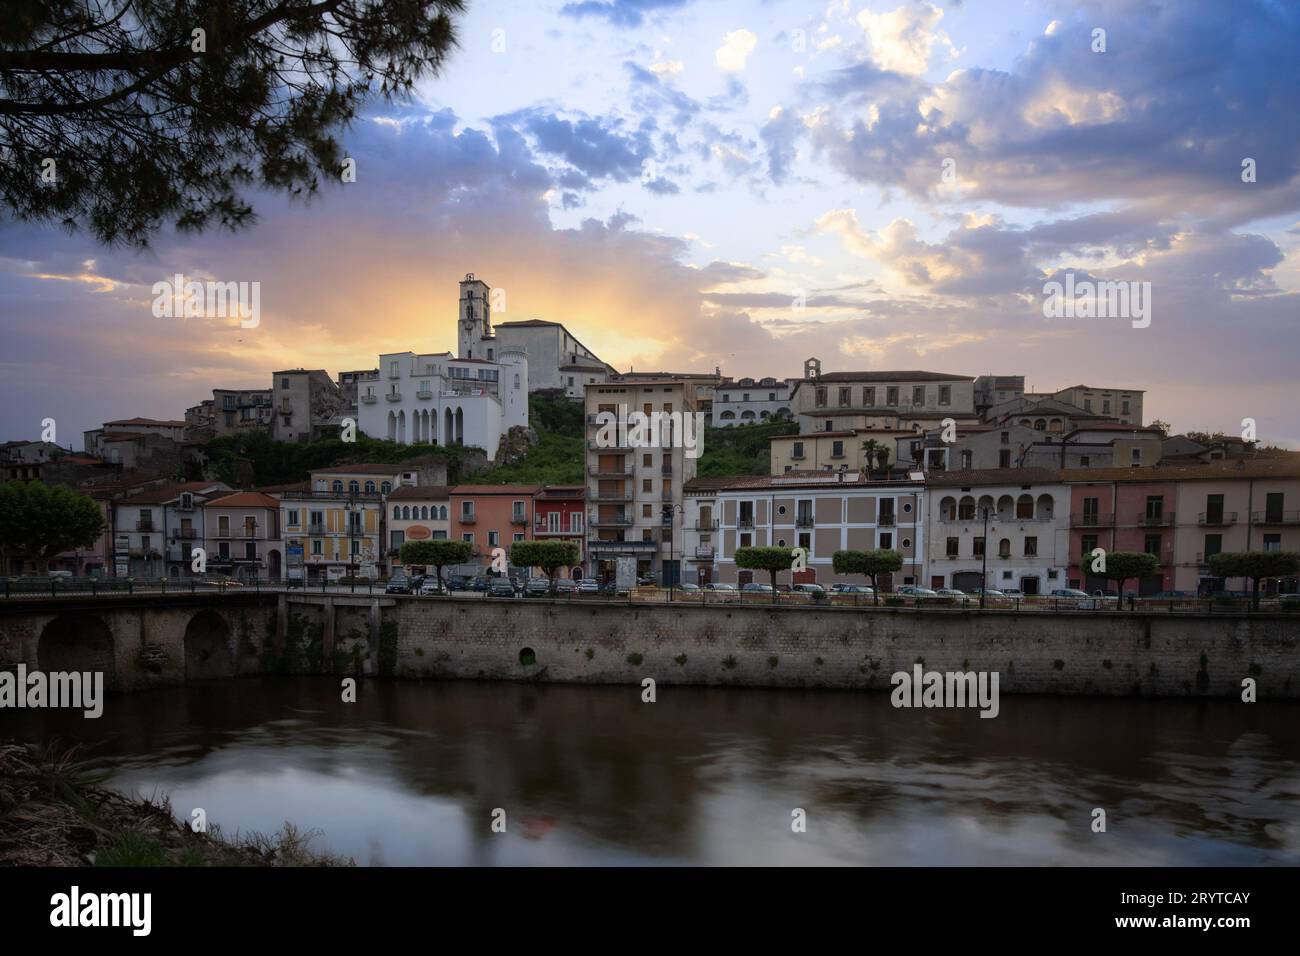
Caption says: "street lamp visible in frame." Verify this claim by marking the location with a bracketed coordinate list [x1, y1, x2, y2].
[344, 494, 357, 592]
[662, 503, 684, 598]
[979, 505, 990, 609]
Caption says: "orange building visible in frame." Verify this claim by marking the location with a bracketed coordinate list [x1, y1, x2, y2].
[449, 485, 540, 574]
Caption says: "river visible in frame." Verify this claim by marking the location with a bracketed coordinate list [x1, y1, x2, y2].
[4, 678, 1298, 865]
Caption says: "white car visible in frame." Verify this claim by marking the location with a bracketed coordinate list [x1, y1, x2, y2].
[418, 577, 444, 595]
[1000, 588, 1026, 598]
[792, 583, 825, 594]
[704, 582, 738, 591]
[934, 588, 966, 598]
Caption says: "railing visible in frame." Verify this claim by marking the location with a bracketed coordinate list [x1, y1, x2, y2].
[660, 491, 674, 502]
[1136, 512, 1175, 527]
[694, 520, 720, 530]
[386, 392, 402, 402]
[416, 389, 433, 399]
[590, 490, 631, 501]
[587, 439, 631, 450]
[510, 513, 527, 525]
[588, 464, 632, 477]
[795, 516, 814, 528]
[661, 464, 673, 475]
[590, 514, 632, 527]
[1070, 513, 1113, 526]
[1251, 510, 1300, 525]
[280, 489, 383, 501]
[737, 518, 754, 529]
[170, 529, 198, 540]
[1198, 511, 1236, 526]
[877, 514, 896, 527]
[459, 514, 476, 524]
[135, 520, 154, 531]
[308, 524, 326, 535]
[360, 394, 377, 404]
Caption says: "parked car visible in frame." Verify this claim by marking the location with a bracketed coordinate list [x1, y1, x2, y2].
[1050, 588, 1090, 600]
[999, 588, 1025, 599]
[637, 576, 658, 587]
[967, 587, 1005, 598]
[676, 581, 702, 591]
[897, 585, 938, 598]
[934, 588, 967, 598]
[553, 577, 579, 593]
[792, 583, 825, 594]
[575, 579, 602, 595]
[488, 578, 517, 598]
[830, 583, 873, 594]
[385, 576, 414, 594]
[704, 582, 738, 592]
[418, 577, 444, 595]
[525, 577, 551, 596]
[742, 582, 775, 593]
[469, 576, 492, 593]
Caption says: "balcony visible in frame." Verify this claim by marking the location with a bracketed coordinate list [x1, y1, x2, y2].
[660, 464, 673, 475]
[694, 520, 720, 530]
[1136, 512, 1175, 527]
[795, 515, 815, 528]
[587, 538, 658, 554]
[587, 438, 631, 451]
[1198, 511, 1237, 526]
[169, 529, 198, 540]
[590, 513, 632, 527]
[590, 490, 632, 502]
[534, 522, 582, 535]
[308, 523, 326, 535]
[386, 392, 402, 402]
[459, 513, 477, 525]
[510, 513, 528, 525]
[135, 520, 155, 532]
[360, 394, 377, 404]
[416, 389, 433, 400]
[1251, 510, 1300, 525]
[660, 490, 674, 502]
[1070, 513, 1114, 527]
[279, 489, 384, 501]
[877, 514, 896, 527]
[737, 518, 754, 529]
[588, 464, 632, 477]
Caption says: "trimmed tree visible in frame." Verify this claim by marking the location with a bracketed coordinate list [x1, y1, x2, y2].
[734, 546, 792, 599]
[1208, 551, 1300, 610]
[398, 539, 471, 591]
[0, 481, 104, 572]
[1099, 551, 1159, 608]
[509, 540, 580, 594]
[832, 548, 903, 605]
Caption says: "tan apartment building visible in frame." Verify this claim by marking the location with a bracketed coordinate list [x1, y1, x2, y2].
[584, 378, 701, 584]
[792, 363, 977, 435]
[1051, 384, 1144, 426]
[387, 485, 451, 574]
[770, 428, 902, 474]
[279, 465, 405, 582]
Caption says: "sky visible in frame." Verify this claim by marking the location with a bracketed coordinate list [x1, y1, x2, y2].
[1, 0, 1298, 447]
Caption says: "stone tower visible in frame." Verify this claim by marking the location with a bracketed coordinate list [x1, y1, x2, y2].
[458, 273, 492, 359]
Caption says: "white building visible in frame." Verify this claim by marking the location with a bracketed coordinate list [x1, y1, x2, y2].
[712, 377, 796, 426]
[924, 469, 1071, 595]
[358, 349, 528, 460]
[456, 273, 612, 394]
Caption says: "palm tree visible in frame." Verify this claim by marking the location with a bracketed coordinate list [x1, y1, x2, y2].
[861, 439, 880, 477]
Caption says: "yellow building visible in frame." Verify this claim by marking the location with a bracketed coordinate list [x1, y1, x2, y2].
[769, 429, 904, 475]
[279, 465, 405, 582]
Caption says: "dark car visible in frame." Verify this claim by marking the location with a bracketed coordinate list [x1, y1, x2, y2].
[469, 576, 491, 593]
[385, 576, 413, 594]
[488, 578, 517, 598]
[525, 578, 551, 596]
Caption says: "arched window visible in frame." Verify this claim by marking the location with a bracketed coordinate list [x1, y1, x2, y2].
[420, 506, 429, 520]
[332, 480, 343, 493]
[1016, 494, 1034, 519]
[1033, 419, 1046, 431]
[364, 480, 376, 493]
[393, 505, 400, 519]
[939, 496, 957, 521]
[381, 481, 392, 494]
[440, 505, 448, 520]
[348, 480, 360, 494]
[998, 537, 1011, 558]
[402, 506, 411, 520]
[958, 496, 976, 520]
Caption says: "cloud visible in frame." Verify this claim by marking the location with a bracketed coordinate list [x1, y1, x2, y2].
[560, 0, 694, 29]
[857, 2, 954, 76]
[715, 29, 757, 73]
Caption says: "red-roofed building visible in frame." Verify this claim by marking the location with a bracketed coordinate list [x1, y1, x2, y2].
[450, 485, 540, 576]
[203, 491, 283, 581]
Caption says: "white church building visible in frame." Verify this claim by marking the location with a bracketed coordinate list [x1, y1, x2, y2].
[457, 273, 612, 395]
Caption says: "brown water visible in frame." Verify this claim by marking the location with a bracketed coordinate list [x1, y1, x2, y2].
[4, 678, 1298, 865]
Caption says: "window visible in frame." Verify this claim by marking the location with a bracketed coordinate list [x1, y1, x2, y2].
[461, 502, 474, 519]
[512, 501, 526, 521]
[1203, 534, 1222, 558]
[643, 504, 652, 517]
[792, 441, 805, 459]
[393, 505, 401, 519]
[488, 531, 499, 547]
[973, 537, 985, 556]
[287, 510, 300, 527]
[1131, 448, 1141, 464]
[879, 532, 893, 549]
[643, 479, 652, 492]
[839, 387, 851, 407]
[1264, 533, 1281, 552]
[1145, 496, 1164, 520]
[365, 480, 376, 493]
[1083, 497, 1099, 525]
[998, 538, 1011, 558]
[332, 480, 343, 493]
[1024, 537, 1037, 557]
[798, 532, 811, 552]
[946, 537, 959, 557]
[1081, 534, 1097, 557]
[1083, 399, 1092, 411]
[513, 532, 524, 542]
[912, 386, 924, 405]
[939, 386, 951, 406]
[1080, 456, 1090, 467]
[381, 481, 391, 494]
[1121, 400, 1130, 415]
[886, 387, 899, 406]
[999, 449, 1012, 468]
[311, 540, 323, 555]
[1205, 494, 1224, 523]
[740, 533, 752, 547]
[1265, 492, 1284, 522]
[1144, 534, 1161, 555]
[1102, 399, 1111, 414]
[402, 506, 411, 520]
[863, 387, 875, 406]
[281, 377, 290, 389]
[643, 453, 652, 467]
[960, 450, 972, 469]
[832, 440, 844, 458]
[815, 388, 827, 408]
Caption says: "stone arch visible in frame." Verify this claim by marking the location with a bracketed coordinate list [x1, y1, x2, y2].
[1036, 493, 1055, 520]
[184, 609, 234, 680]
[1016, 494, 1035, 519]
[939, 495, 956, 520]
[38, 614, 117, 690]
[455, 407, 464, 443]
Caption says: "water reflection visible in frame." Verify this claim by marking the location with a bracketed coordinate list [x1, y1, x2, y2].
[4, 679, 1298, 865]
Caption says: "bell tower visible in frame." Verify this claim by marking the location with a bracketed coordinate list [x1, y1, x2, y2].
[458, 273, 492, 359]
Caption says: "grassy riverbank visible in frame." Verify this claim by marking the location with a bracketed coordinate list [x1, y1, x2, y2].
[0, 741, 351, 866]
